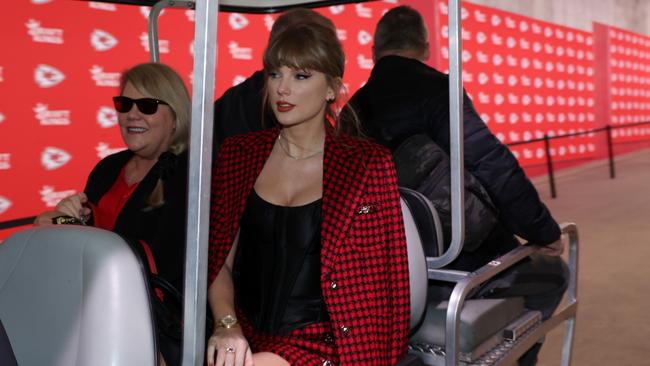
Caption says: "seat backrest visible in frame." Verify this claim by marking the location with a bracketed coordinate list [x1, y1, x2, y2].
[400, 187, 444, 330]
[0, 226, 156, 366]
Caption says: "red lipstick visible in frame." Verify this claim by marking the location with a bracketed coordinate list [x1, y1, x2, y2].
[276, 101, 295, 112]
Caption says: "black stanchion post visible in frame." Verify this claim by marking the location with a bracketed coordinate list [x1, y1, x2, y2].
[544, 134, 557, 198]
[606, 124, 616, 179]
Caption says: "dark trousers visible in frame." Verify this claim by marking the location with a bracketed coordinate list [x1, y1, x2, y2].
[429, 253, 570, 366]
[477, 253, 568, 365]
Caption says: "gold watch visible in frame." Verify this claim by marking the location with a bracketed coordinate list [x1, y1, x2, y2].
[218, 314, 238, 329]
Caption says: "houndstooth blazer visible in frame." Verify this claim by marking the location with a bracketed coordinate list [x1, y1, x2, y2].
[208, 126, 410, 365]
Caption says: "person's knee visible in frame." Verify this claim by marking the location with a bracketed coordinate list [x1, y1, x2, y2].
[524, 254, 570, 319]
[532, 253, 570, 293]
[252, 352, 290, 366]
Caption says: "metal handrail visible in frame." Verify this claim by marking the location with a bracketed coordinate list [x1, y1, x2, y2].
[428, 222, 579, 366]
[148, 1, 195, 62]
[426, 0, 466, 270]
[507, 120, 650, 146]
[506, 121, 650, 197]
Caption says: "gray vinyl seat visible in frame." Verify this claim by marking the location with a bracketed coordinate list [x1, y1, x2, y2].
[400, 187, 534, 365]
[0, 226, 157, 366]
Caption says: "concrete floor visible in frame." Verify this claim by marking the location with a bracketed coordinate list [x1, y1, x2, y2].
[531, 148, 650, 365]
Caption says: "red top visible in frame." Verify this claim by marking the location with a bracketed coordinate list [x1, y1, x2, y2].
[90, 163, 163, 300]
[93, 166, 140, 231]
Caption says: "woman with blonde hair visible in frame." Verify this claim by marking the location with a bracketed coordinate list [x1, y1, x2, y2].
[206, 12, 410, 366]
[34, 62, 190, 366]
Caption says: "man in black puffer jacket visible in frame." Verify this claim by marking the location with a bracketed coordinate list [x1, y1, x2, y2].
[344, 6, 568, 366]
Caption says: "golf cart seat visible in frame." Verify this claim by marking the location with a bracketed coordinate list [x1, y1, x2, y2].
[0, 226, 157, 366]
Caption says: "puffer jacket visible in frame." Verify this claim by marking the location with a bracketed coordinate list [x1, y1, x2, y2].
[345, 55, 560, 270]
[393, 134, 498, 253]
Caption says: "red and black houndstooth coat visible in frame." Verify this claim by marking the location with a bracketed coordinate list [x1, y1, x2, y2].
[208, 126, 410, 365]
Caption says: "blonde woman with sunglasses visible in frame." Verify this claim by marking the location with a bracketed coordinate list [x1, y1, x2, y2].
[34, 62, 190, 366]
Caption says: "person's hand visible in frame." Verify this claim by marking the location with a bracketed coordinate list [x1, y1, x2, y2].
[537, 234, 566, 256]
[33, 210, 64, 226]
[55, 193, 91, 221]
[206, 326, 253, 366]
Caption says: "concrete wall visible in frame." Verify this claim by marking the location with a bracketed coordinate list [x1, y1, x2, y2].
[469, 0, 650, 34]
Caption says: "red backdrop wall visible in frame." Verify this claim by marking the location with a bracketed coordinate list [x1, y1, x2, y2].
[1, 0, 649, 239]
[431, 1, 599, 177]
[593, 22, 650, 155]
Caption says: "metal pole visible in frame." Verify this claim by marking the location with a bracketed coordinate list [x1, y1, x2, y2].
[149, 1, 197, 62]
[148, 1, 164, 62]
[443, 1, 465, 365]
[428, 0, 465, 270]
[606, 125, 616, 179]
[182, 0, 218, 365]
[544, 135, 557, 199]
[560, 223, 579, 366]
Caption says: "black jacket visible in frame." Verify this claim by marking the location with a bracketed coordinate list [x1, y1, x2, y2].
[346, 55, 560, 270]
[213, 70, 266, 148]
[84, 150, 188, 291]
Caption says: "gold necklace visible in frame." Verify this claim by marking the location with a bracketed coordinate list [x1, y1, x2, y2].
[277, 133, 324, 160]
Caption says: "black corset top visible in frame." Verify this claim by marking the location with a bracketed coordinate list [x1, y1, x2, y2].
[232, 190, 329, 335]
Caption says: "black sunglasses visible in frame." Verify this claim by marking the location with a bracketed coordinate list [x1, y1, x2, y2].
[113, 96, 169, 115]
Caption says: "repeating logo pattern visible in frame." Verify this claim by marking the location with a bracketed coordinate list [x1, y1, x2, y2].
[34, 64, 65, 88]
[606, 26, 650, 141]
[0, 196, 11, 215]
[39, 186, 77, 208]
[0, 0, 399, 225]
[41, 147, 71, 170]
[90, 65, 120, 87]
[26, 19, 64, 44]
[140, 32, 170, 54]
[96, 142, 125, 159]
[436, 1, 597, 164]
[0, 154, 10, 170]
[88, 1, 117, 11]
[34, 103, 71, 126]
[0, 0, 648, 231]
[90, 29, 118, 51]
[97, 106, 118, 128]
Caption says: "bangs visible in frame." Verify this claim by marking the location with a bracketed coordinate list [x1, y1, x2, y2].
[263, 25, 342, 77]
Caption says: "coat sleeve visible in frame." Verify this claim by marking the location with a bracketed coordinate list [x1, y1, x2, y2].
[375, 150, 411, 363]
[427, 93, 561, 245]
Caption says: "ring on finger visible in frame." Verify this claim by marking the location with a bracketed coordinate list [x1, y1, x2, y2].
[225, 346, 235, 353]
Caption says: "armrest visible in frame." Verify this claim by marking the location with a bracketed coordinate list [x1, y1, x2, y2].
[431, 222, 579, 366]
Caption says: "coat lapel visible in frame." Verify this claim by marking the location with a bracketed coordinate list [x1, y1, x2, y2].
[321, 132, 371, 276]
[230, 128, 279, 236]
[229, 127, 370, 277]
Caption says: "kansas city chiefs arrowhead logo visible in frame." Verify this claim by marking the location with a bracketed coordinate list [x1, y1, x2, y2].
[91, 29, 118, 51]
[97, 106, 118, 128]
[34, 64, 65, 88]
[357, 30, 372, 45]
[229, 13, 249, 30]
[0, 196, 10, 215]
[41, 147, 71, 170]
